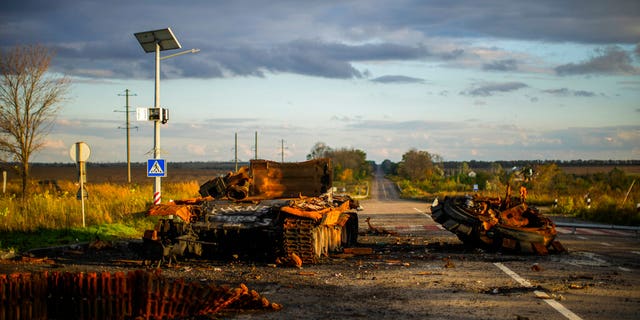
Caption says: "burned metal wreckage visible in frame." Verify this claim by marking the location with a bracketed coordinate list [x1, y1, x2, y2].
[142, 158, 360, 265]
[431, 186, 565, 255]
[141, 158, 563, 265]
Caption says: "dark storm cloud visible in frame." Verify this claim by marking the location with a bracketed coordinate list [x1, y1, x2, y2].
[371, 75, 425, 84]
[461, 82, 528, 97]
[555, 46, 638, 75]
[483, 59, 518, 71]
[573, 90, 597, 97]
[191, 40, 432, 79]
[2, 0, 639, 80]
[376, 0, 640, 44]
[542, 88, 597, 97]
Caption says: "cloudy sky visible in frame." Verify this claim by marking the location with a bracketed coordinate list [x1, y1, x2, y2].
[2, 0, 639, 164]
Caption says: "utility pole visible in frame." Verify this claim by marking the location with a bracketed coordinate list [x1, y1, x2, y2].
[115, 89, 137, 183]
[254, 131, 258, 160]
[281, 139, 286, 162]
[235, 132, 238, 171]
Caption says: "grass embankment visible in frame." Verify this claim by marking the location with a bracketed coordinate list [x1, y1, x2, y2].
[0, 180, 199, 252]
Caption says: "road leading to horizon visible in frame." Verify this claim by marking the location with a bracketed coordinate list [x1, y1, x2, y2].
[357, 167, 447, 236]
[355, 168, 639, 320]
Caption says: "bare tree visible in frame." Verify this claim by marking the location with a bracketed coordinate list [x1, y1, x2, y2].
[0, 45, 70, 199]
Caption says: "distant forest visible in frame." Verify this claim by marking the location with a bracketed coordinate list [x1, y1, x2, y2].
[441, 159, 640, 170]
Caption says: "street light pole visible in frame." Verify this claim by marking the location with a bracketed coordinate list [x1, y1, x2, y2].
[134, 27, 198, 205]
[153, 42, 161, 204]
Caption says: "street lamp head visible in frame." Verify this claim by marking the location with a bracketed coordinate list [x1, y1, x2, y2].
[134, 28, 182, 53]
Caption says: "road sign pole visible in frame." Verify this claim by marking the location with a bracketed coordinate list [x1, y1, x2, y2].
[71, 142, 91, 228]
[153, 42, 162, 205]
[79, 160, 86, 228]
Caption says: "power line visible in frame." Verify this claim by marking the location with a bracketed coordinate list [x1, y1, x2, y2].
[115, 89, 138, 183]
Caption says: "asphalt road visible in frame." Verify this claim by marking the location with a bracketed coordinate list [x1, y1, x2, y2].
[355, 169, 640, 320]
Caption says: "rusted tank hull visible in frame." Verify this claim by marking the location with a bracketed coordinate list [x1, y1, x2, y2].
[142, 159, 360, 265]
[143, 196, 359, 264]
[431, 196, 561, 254]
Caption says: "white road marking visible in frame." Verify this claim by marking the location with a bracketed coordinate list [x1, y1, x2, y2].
[631, 251, 640, 255]
[618, 267, 632, 272]
[555, 227, 634, 237]
[494, 262, 532, 287]
[494, 263, 583, 320]
[579, 252, 609, 265]
[578, 229, 608, 235]
[604, 229, 637, 236]
[600, 242, 613, 247]
[414, 207, 446, 230]
[577, 236, 588, 240]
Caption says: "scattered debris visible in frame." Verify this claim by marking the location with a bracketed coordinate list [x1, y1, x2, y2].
[276, 252, 303, 268]
[365, 217, 398, 235]
[415, 271, 443, 276]
[290, 252, 303, 268]
[343, 247, 374, 255]
[88, 238, 113, 250]
[20, 256, 55, 265]
[0, 270, 280, 320]
[531, 263, 543, 272]
[443, 257, 455, 268]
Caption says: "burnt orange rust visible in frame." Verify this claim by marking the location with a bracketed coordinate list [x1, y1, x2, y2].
[519, 186, 528, 203]
[280, 206, 327, 221]
[0, 270, 280, 319]
[431, 185, 564, 254]
[147, 203, 199, 223]
[499, 205, 529, 228]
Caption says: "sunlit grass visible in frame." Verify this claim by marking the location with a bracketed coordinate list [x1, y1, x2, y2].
[0, 180, 200, 250]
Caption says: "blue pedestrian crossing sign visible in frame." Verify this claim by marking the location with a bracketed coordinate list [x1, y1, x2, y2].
[147, 159, 167, 177]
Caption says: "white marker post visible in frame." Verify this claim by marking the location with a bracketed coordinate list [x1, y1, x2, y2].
[70, 142, 90, 228]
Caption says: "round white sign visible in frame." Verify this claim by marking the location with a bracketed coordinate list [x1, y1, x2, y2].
[69, 142, 91, 162]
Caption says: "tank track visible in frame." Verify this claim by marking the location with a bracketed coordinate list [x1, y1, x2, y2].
[283, 217, 318, 263]
[282, 216, 350, 264]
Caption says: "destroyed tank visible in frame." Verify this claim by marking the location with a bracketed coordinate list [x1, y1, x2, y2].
[430, 186, 564, 254]
[141, 158, 360, 264]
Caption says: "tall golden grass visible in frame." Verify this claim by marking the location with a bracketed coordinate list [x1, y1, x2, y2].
[0, 180, 200, 232]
